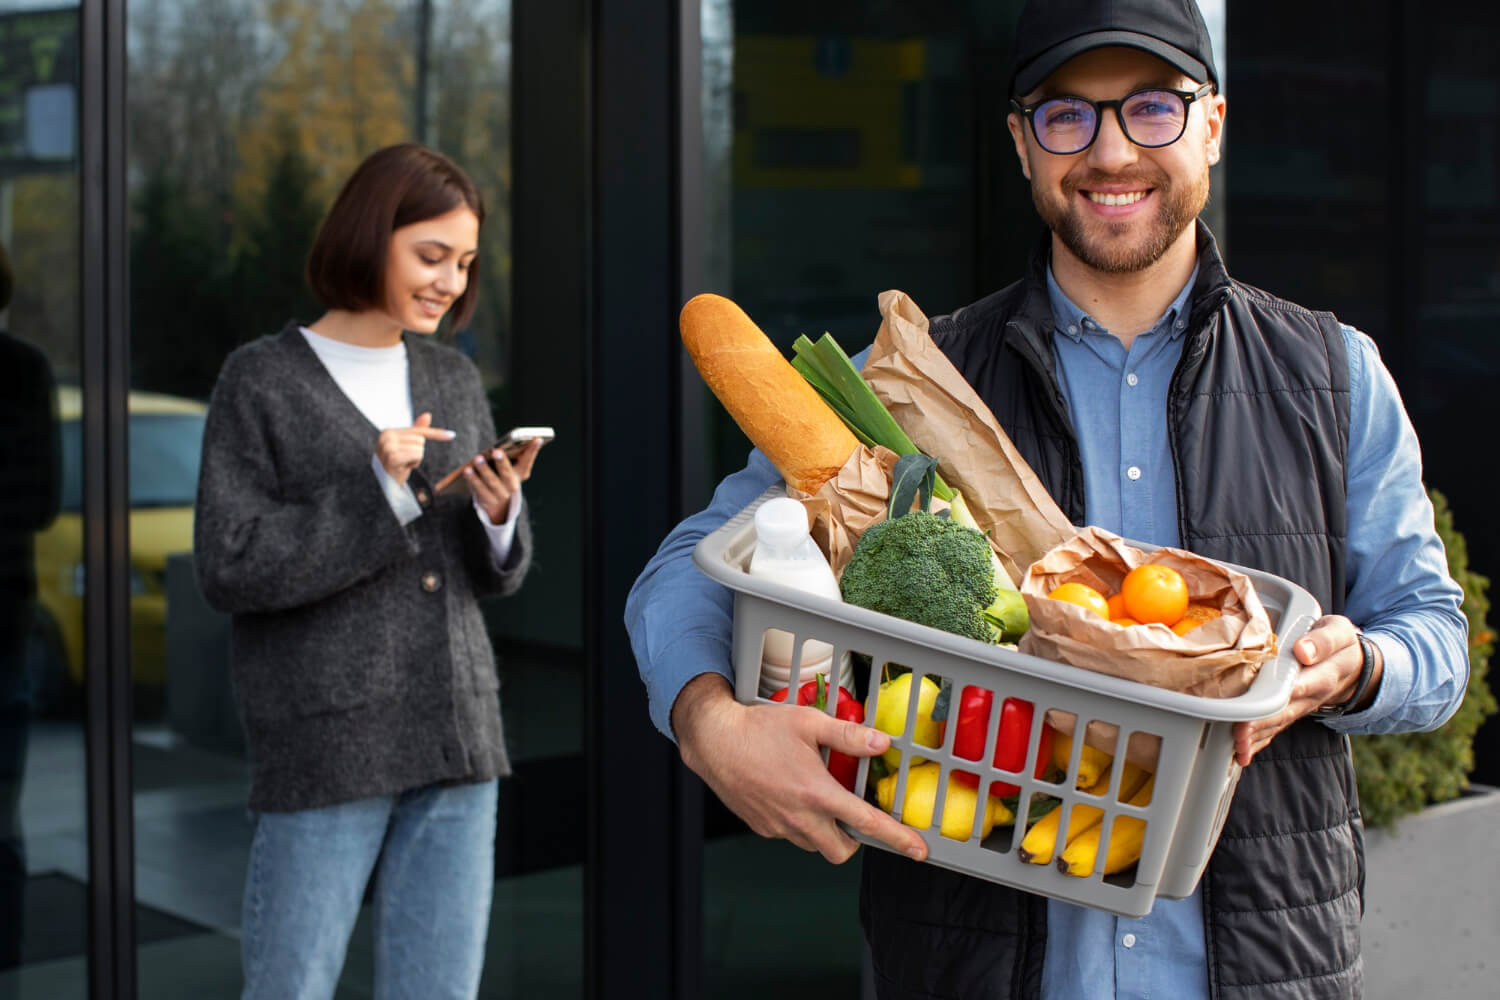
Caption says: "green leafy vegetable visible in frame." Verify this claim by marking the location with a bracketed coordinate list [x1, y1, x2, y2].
[790, 332, 954, 501]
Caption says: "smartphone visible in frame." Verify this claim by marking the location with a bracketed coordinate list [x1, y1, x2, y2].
[494, 426, 555, 458]
[434, 426, 555, 495]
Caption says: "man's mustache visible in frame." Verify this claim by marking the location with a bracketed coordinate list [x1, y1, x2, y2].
[1062, 171, 1168, 191]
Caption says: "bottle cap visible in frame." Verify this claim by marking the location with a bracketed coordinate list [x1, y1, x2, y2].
[753, 497, 812, 553]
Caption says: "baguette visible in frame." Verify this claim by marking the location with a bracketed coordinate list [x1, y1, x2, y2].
[680, 293, 858, 494]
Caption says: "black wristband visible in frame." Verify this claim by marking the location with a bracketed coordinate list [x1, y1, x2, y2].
[1315, 633, 1378, 719]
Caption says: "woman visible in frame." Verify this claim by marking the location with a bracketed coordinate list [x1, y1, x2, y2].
[194, 143, 539, 1000]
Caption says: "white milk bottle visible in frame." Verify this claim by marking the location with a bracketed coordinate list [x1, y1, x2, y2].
[747, 497, 848, 699]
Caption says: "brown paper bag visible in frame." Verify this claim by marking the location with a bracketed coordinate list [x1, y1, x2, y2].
[788, 444, 899, 578]
[1020, 526, 1278, 699]
[861, 289, 1075, 585]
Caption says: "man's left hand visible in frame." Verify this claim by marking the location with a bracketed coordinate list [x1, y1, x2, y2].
[1231, 615, 1379, 765]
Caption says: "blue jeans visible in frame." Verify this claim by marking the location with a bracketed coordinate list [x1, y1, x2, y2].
[241, 779, 498, 1000]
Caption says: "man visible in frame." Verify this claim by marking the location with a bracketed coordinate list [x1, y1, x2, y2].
[625, 1, 1469, 996]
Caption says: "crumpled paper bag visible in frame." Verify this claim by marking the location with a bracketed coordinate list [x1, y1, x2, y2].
[789, 444, 899, 578]
[861, 289, 1075, 585]
[1020, 526, 1278, 699]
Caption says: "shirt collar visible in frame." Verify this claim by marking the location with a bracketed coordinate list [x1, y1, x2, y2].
[1046, 261, 1201, 344]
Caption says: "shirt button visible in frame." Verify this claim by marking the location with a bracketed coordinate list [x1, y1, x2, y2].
[414, 487, 431, 506]
[1126, 466, 1142, 481]
[1067, 324, 1079, 335]
[1122, 933, 1137, 948]
[1126, 372, 1139, 387]
[421, 571, 442, 592]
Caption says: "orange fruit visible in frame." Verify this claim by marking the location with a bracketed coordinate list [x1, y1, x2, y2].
[1048, 582, 1110, 619]
[1120, 564, 1189, 626]
[1171, 603, 1222, 636]
[1106, 593, 1128, 619]
[1111, 616, 1141, 627]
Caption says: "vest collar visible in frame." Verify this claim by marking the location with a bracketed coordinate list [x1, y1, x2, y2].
[1008, 219, 1236, 358]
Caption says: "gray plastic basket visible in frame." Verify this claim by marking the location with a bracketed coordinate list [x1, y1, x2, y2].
[693, 488, 1321, 918]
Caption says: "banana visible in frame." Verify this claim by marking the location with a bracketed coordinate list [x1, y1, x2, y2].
[1017, 762, 1152, 866]
[1057, 775, 1157, 877]
[1050, 730, 1115, 788]
[1017, 769, 1110, 864]
[876, 763, 1015, 841]
[1016, 801, 1070, 865]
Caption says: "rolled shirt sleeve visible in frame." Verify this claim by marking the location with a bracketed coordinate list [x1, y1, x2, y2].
[625, 449, 782, 740]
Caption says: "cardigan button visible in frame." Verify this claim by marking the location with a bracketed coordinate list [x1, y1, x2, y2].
[421, 571, 442, 593]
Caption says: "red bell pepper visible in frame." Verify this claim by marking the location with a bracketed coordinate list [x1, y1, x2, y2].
[950, 687, 1053, 798]
[770, 675, 865, 791]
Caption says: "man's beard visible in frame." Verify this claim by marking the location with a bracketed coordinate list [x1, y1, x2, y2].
[1032, 164, 1211, 273]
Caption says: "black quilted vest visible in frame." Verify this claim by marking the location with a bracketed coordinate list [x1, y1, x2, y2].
[860, 223, 1364, 999]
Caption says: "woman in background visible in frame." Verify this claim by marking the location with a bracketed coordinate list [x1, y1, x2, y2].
[195, 143, 540, 1000]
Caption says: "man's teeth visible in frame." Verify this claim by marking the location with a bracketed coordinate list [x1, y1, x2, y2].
[1087, 190, 1147, 206]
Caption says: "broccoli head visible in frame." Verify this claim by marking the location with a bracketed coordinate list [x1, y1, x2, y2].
[839, 511, 999, 642]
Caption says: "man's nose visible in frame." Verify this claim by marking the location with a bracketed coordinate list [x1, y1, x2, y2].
[1086, 106, 1138, 170]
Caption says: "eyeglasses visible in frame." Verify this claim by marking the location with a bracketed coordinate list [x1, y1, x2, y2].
[1011, 83, 1215, 155]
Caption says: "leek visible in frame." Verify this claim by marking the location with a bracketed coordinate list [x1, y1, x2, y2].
[790, 332, 954, 502]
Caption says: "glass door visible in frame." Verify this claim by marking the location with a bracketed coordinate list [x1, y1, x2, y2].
[691, 2, 1226, 994]
[0, 2, 89, 996]
[695, 2, 1030, 993]
[123, 1, 584, 995]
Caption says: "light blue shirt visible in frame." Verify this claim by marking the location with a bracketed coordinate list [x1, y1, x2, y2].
[624, 260, 1468, 997]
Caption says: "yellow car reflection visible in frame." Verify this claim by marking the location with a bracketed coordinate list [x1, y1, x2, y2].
[29, 386, 205, 712]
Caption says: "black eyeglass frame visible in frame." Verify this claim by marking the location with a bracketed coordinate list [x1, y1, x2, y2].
[1010, 82, 1216, 155]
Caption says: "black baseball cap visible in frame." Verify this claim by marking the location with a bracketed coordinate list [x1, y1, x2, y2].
[1009, 0, 1219, 98]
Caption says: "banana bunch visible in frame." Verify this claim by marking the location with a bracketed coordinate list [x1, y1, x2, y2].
[1016, 760, 1152, 871]
[1057, 776, 1155, 876]
[876, 762, 1015, 841]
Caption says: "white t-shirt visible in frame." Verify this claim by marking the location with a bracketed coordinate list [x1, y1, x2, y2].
[300, 327, 521, 564]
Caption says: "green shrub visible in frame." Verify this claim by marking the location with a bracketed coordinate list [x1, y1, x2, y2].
[1351, 489, 1497, 828]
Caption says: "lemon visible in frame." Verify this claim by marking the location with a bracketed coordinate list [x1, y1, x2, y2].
[875, 763, 1014, 840]
[871, 672, 944, 769]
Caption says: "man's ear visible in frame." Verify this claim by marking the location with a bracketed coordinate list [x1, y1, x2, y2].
[1006, 112, 1032, 180]
[1204, 93, 1227, 166]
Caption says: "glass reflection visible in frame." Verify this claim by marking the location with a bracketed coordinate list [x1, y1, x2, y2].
[121, 2, 579, 996]
[0, 1, 87, 995]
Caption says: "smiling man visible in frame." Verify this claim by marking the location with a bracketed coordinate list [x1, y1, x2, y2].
[625, 1, 1468, 997]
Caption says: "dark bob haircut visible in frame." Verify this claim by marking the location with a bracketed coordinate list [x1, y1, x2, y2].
[306, 143, 486, 330]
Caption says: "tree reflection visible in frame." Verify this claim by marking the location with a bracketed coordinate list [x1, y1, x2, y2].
[116, 0, 514, 400]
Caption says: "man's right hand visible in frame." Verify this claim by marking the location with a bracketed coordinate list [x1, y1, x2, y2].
[670, 672, 930, 865]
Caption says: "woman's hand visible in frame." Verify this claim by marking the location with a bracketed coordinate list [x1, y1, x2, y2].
[376, 412, 455, 486]
[465, 438, 541, 524]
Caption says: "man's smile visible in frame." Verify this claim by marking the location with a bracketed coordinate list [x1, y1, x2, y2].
[1083, 189, 1150, 207]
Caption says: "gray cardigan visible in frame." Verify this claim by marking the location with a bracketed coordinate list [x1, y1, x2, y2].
[194, 323, 532, 811]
